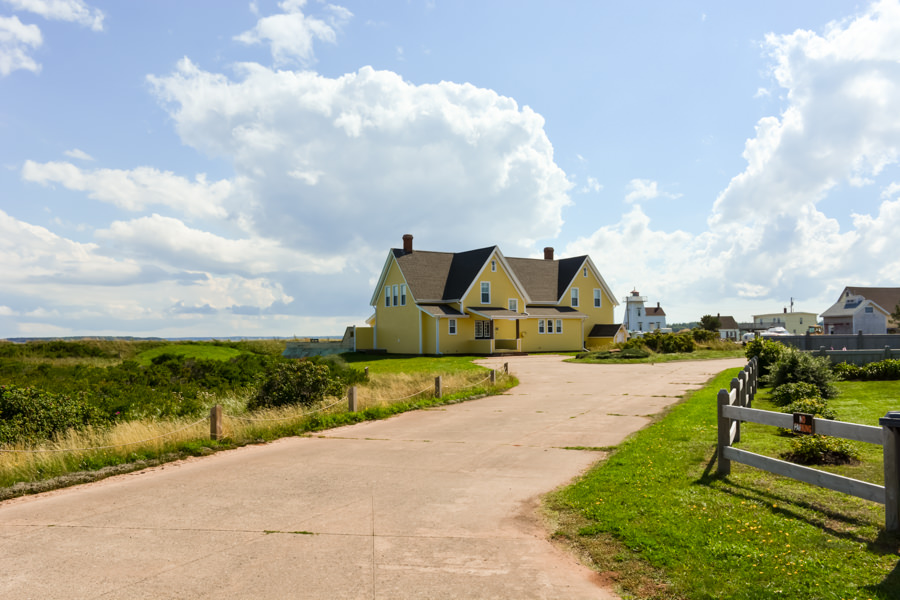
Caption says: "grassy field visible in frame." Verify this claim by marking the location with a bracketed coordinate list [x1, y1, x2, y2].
[135, 343, 247, 365]
[548, 369, 900, 599]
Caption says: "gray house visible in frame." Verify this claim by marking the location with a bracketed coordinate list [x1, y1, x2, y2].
[821, 288, 891, 335]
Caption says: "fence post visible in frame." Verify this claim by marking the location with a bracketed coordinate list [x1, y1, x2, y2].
[348, 386, 358, 412]
[717, 389, 732, 476]
[731, 377, 742, 443]
[434, 376, 442, 399]
[504, 362, 509, 374]
[880, 411, 900, 532]
[364, 367, 369, 377]
[886, 346, 892, 361]
[490, 369, 496, 385]
[210, 404, 223, 441]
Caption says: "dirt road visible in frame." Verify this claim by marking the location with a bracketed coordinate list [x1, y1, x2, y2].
[0, 355, 743, 599]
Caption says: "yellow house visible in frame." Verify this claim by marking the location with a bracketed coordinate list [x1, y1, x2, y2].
[356, 235, 619, 355]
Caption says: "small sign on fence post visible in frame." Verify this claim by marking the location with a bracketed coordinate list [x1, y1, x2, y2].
[792, 413, 815, 435]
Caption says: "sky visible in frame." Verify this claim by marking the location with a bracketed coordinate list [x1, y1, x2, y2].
[2, 0, 900, 338]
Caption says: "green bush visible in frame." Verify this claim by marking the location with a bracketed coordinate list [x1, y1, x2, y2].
[248, 360, 344, 410]
[763, 347, 838, 399]
[744, 338, 789, 377]
[861, 358, 900, 381]
[781, 398, 836, 420]
[642, 331, 695, 354]
[831, 361, 861, 380]
[620, 348, 650, 359]
[769, 382, 821, 406]
[782, 434, 860, 465]
[691, 328, 718, 343]
[0, 385, 107, 446]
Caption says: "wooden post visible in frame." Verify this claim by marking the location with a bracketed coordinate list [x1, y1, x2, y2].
[348, 386, 358, 412]
[504, 362, 509, 374]
[490, 369, 496, 385]
[717, 389, 732, 476]
[880, 411, 900, 531]
[434, 376, 442, 399]
[364, 366, 369, 377]
[210, 404, 223, 441]
[731, 377, 742, 444]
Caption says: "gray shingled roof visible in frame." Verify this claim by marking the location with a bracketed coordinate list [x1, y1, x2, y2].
[391, 246, 590, 306]
[524, 306, 587, 318]
[718, 315, 739, 330]
[588, 323, 624, 337]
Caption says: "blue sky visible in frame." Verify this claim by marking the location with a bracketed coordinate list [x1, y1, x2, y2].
[2, 0, 899, 338]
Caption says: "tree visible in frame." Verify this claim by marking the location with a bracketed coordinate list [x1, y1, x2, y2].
[700, 314, 722, 332]
[891, 303, 900, 330]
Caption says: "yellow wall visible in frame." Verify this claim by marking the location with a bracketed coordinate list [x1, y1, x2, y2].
[355, 326, 374, 350]
[373, 259, 421, 354]
[461, 255, 524, 312]
[561, 263, 615, 346]
[520, 317, 584, 352]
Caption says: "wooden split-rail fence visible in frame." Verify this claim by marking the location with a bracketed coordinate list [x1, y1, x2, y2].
[717, 357, 900, 531]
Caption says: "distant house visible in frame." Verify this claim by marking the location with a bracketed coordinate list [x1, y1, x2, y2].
[716, 314, 740, 341]
[622, 290, 666, 333]
[821, 287, 894, 335]
[354, 235, 619, 354]
[751, 310, 819, 335]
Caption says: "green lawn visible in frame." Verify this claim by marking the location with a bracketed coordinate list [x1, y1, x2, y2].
[549, 369, 900, 599]
[135, 343, 247, 365]
[342, 353, 492, 375]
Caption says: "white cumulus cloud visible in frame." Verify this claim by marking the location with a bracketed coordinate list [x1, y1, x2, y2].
[234, 0, 351, 67]
[2, 0, 104, 31]
[0, 14, 41, 75]
[22, 160, 232, 219]
[148, 60, 573, 259]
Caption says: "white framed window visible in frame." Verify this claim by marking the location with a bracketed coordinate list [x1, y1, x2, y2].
[556, 319, 563, 333]
[594, 289, 602, 308]
[480, 282, 490, 304]
[474, 320, 492, 339]
[400, 284, 407, 306]
[583, 267, 587, 277]
[538, 319, 545, 334]
[547, 319, 554, 334]
[491, 260, 497, 272]
[508, 298, 518, 312]
[384, 286, 391, 307]
[448, 319, 457, 335]
[571, 288, 579, 307]
[392, 284, 398, 306]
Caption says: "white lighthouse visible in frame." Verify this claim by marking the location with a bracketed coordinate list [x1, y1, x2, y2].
[623, 289, 666, 333]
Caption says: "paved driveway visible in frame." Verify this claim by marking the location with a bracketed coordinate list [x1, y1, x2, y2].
[0, 356, 743, 599]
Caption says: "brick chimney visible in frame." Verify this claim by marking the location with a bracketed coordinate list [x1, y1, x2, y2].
[544, 247, 554, 260]
[403, 234, 413, 253]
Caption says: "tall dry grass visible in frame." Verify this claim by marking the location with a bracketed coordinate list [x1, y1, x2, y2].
[0, 368, 512, 492]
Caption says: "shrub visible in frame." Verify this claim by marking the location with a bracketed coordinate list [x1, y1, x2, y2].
[620, 348, 650, 359]
[691, 328, 718, 343]
[643, 332, 695, 354]
[0, 385, 106, 446]
[248, 360, 344, 410]
[831, 361, 861, 380]
[763, 347, 838, 399]
[744, 338, 788, 377]
[782, 434, 860, 465]
[860, 358, 900, 381]
[781, 398, 836, 421]
[769, 382, 821, 407]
